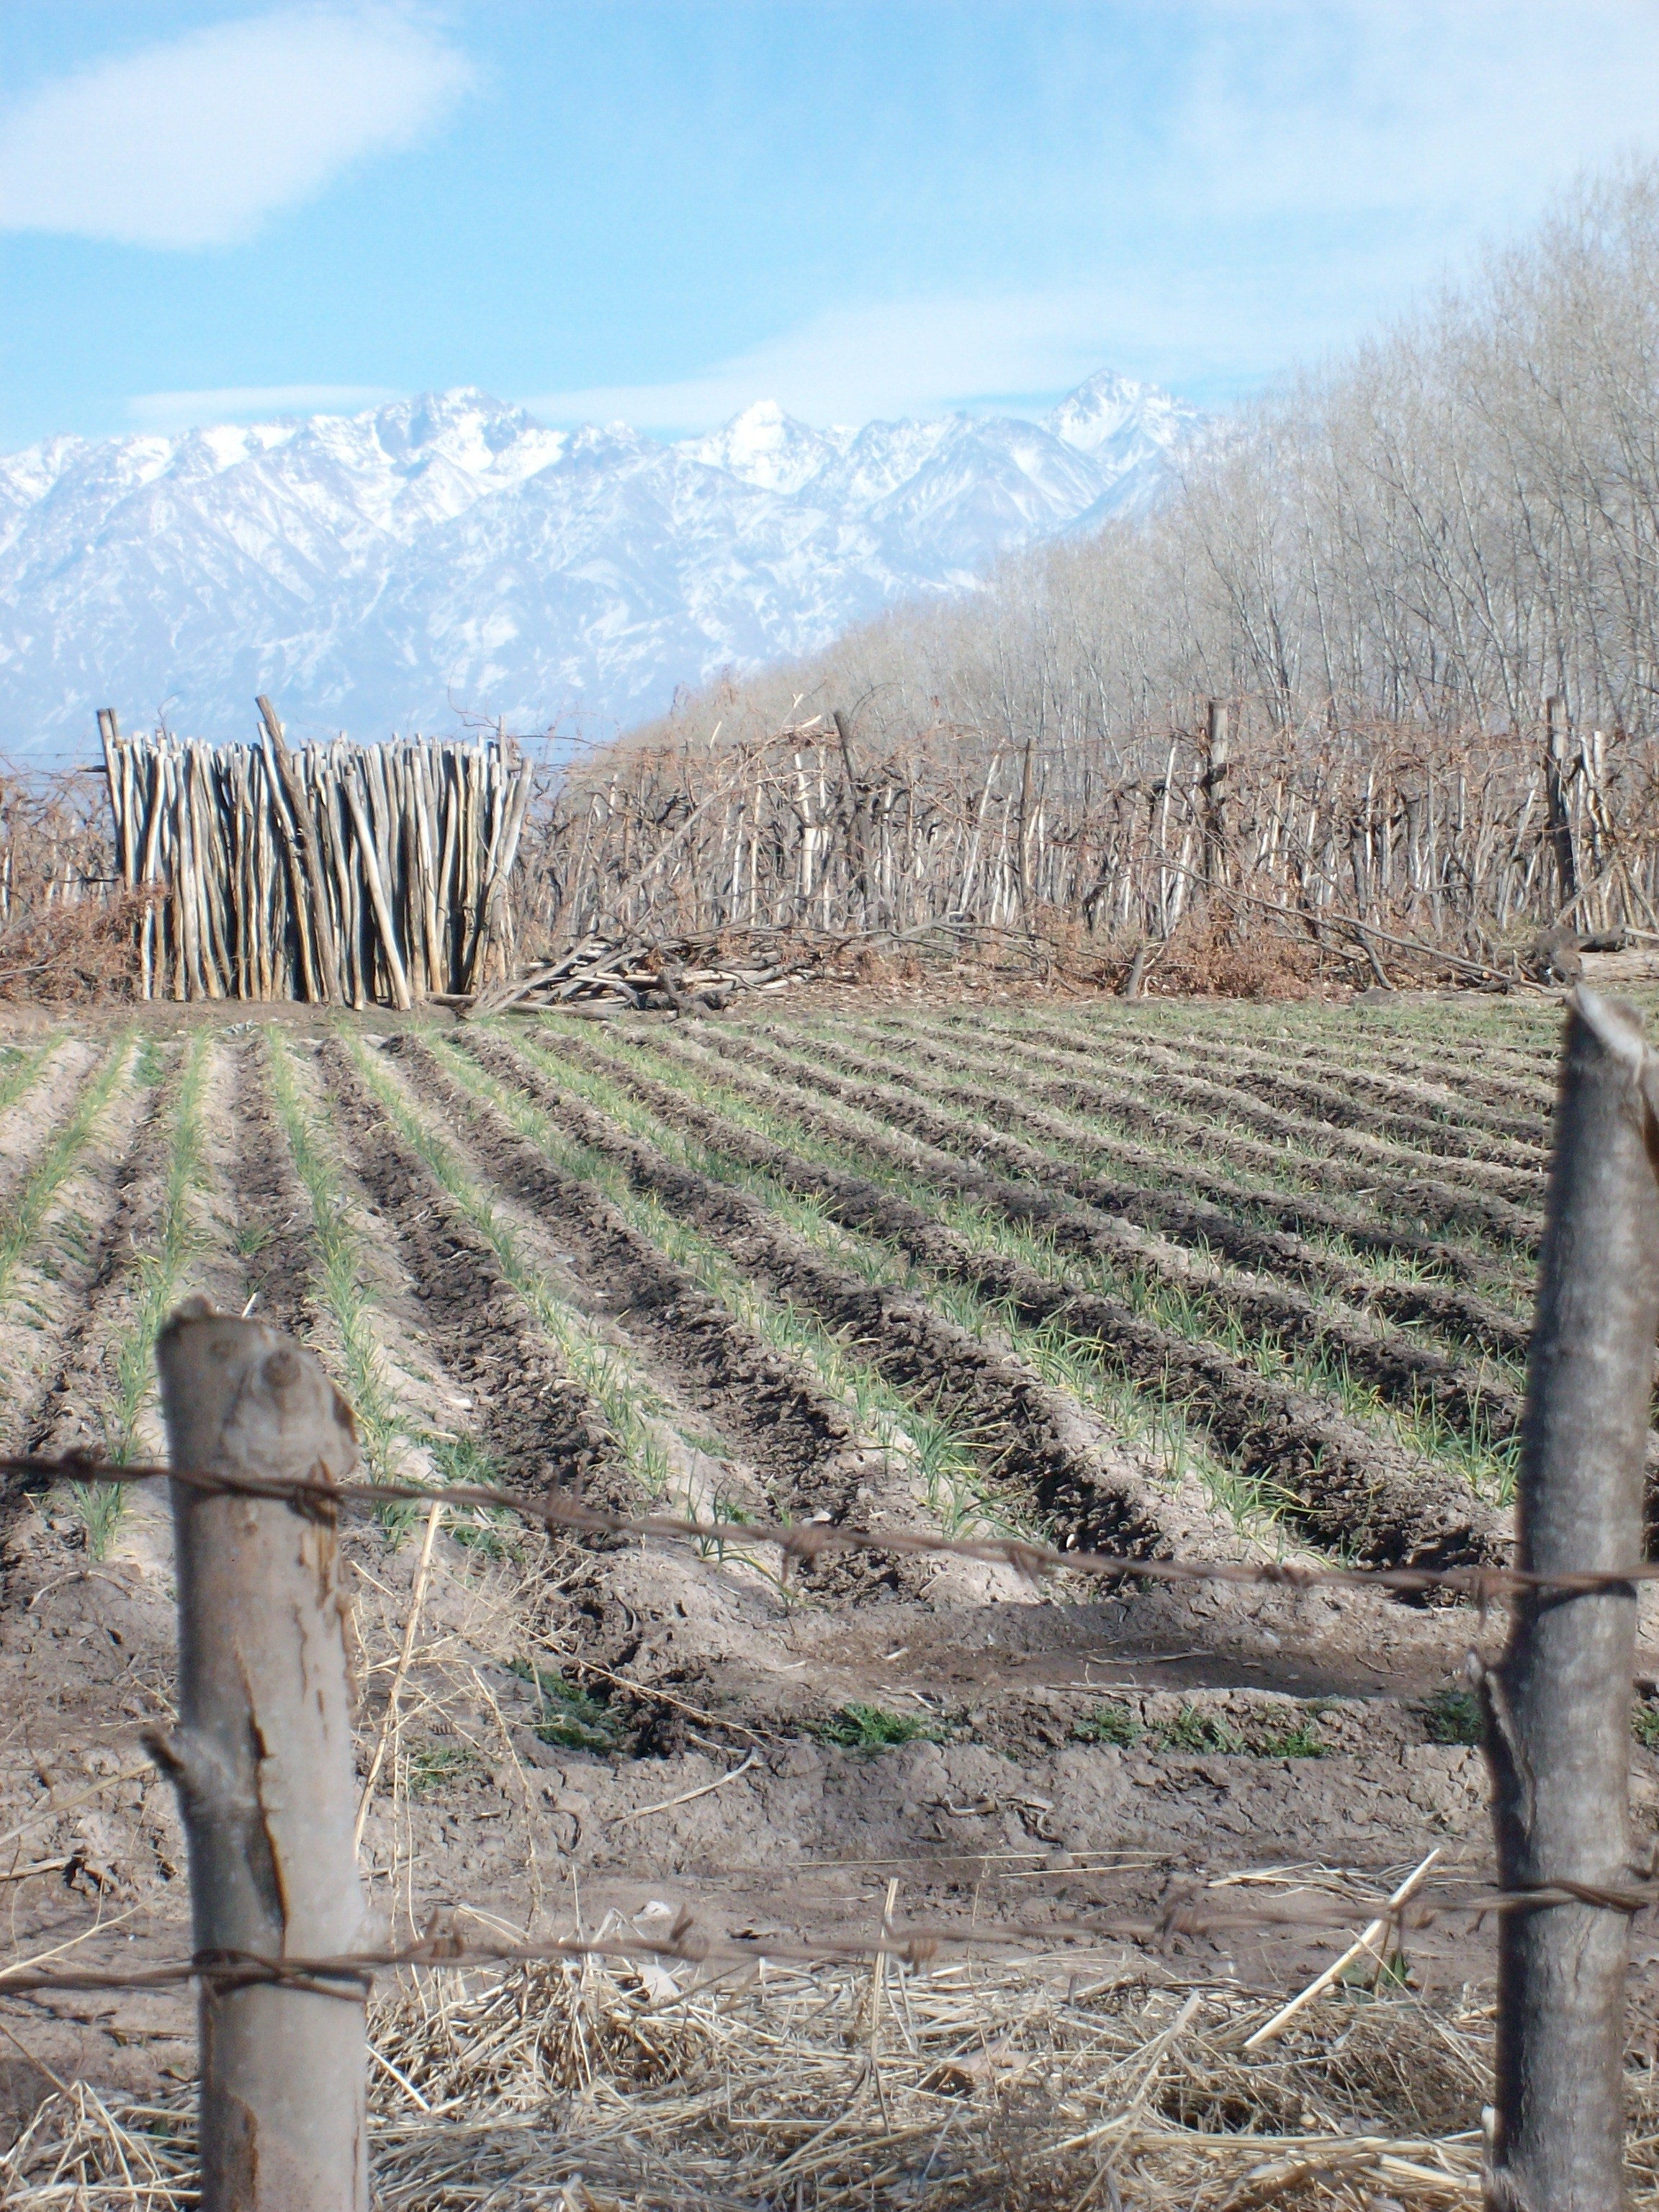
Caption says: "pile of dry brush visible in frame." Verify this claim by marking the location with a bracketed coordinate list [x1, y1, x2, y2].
[1, 693, 1649, 1010]
[508, 701, 1651, 1002]
[0, 768, 148, 1005]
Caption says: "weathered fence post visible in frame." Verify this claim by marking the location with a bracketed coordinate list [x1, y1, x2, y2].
[1480, 989, 1659, 2212]
[1201, 698, 1231, 887]
[1545, 693, 1580, 915]
[145, 1300, 368, 2211]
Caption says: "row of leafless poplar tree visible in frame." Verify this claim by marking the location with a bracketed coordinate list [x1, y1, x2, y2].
[514, 166, 1659, 963]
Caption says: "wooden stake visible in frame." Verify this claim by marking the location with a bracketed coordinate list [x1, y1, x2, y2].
[343, 775, 413, 1010]
[1480, 988, 1659, 2212]
[147, 1300, 367, 2211]
[258, 698, 341, 1004]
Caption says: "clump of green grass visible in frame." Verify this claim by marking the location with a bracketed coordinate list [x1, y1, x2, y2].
[815, 1701, 943, 1750]
[1258, 1717, 1330, 1758]
[427, 1434, 521, 1557]
[1156, 1704, 1246, 1755]
[1073, 1702, 1143, 1747]
[1632, 1703, 1659, 1751]
[1071, 1701, 1324, 1755]
[408, 1744, 477, 1796]
[509, 1660, 624, 1753]
[1421, 1689, 1483, 1745]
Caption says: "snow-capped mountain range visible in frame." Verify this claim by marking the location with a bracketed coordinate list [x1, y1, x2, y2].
[0, 369, 1200, 757]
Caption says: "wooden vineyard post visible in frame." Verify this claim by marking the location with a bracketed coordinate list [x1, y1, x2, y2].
[145, 1301, 368, 2212]
[1202, 698, 1231, 888]
[1546, 694, 1581, 917]
[1480, 990, 1659, 2212]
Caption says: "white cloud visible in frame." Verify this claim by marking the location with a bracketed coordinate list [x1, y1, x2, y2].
[127, 382, 398, 431]
[1159, 1, 1659, 229]
[523, 260, 1399, 433]
[528, 295, 1138, 431]
[529, 2, 1659, 433]
[0, 7, 473, 248]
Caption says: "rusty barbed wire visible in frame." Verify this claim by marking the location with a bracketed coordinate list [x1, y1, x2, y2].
[0, 1447, 1637, 1601]
[4, 1871, 1658, 2005]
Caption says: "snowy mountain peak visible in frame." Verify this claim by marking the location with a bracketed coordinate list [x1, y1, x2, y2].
[681, 401, 853, 495]
[1046, 369, 1200, 463]
[0, 367, 1201, 755]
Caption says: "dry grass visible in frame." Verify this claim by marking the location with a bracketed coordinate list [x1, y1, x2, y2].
[0, 1950, 1545, 2209]
[0, 887, 150, 1005]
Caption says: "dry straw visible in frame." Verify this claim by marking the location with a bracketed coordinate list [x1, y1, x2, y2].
[1, 1948, 1550, 2210]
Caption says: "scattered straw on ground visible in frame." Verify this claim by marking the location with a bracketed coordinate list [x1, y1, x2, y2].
[8, 1941, 1608, 2209]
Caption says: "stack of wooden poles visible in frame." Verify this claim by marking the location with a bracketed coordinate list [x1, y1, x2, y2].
[96, 700, 534, 1007]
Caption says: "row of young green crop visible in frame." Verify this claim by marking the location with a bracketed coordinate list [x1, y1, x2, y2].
[543, 1019, 1521, 1519]
[809, 1008, 1545, 1272]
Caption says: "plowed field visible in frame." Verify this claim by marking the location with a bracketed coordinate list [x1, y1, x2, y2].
[6, 989, 1659, 2206]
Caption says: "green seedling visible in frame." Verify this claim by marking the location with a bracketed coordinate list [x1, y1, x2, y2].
[77, 1036, 207, 1557]
[1421, 1689, 1483, 1746]
[1073, 1703, 1143, 1747]
[509, 1660, 623, 1753]
[0, 1038, 132, 1308]
[1633, 1704, 1659, 1750]
[815, 1701, 943, 1750]
[1258, 1719, 1330, 1758]
[408, 1745, 477, 1796]
[349, 1036, 696, 1503]
[1155, 1705, 1245, 1755]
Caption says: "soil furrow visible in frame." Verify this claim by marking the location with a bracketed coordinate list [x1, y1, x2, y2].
[466, 1030, 1256, 1569]
[1017, 1020, 1546, 1166]
[690, 1024, 1524, 1452]
[316, 1036, 628, 1511]
[387, 1035, 922, 1593]
[518, 1025, 1506, 1576]
[931, 1010, 1548, 1213]
[892, 1013, 1540, 1255]
[20, 1046, 179, 1467]
[1084, 1019, 1553, 1150]
[824, 1018, 1530, 1354]
[228, 1035, 320, 1339]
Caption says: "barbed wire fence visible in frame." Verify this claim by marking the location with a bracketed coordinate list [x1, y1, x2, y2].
[4, 985, 1659, 2209]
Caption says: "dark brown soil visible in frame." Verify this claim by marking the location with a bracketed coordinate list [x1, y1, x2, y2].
[4, 992, 1653, 2166]
[524, 1025, 1506, 1575]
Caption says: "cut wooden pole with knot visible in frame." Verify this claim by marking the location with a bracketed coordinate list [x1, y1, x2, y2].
[1479, 989, 1659, 2212]
[145, 1300, 368, 2212]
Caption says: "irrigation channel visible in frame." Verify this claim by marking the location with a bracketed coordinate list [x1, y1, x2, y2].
[5, 989, 1659, 2207]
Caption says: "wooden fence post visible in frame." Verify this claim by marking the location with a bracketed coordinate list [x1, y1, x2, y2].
[145, 1300, 368, 2212]
[1545, 694, 1580, 916]
[1480, 989, 1659, 2211]
[1202, 699, 1231, 887]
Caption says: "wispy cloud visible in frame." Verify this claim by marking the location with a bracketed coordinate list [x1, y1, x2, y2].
[525, 296, 1123, 431]
[530, 2, 1659, 433]
[522, 260, 1399, 433]
[1159, 1, 1659, 230]
[127, 383, 399, 431]
[0, 7, 474, 249]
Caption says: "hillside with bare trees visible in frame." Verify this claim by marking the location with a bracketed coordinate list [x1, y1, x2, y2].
[521, 166, 1659, 992]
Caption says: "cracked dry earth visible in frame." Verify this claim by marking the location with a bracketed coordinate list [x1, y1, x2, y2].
[4, 987, 1659, 2162]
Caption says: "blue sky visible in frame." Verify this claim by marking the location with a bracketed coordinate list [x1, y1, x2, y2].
[4, 1, 1659, 451]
